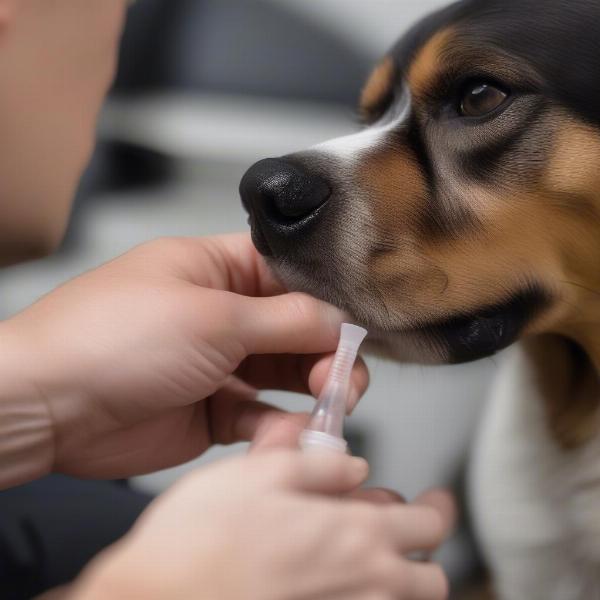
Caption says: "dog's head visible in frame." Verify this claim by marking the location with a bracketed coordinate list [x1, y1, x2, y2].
[241, 0, 600, 365]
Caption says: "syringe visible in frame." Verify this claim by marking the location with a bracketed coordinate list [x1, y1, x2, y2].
[299, 323, 368, 453]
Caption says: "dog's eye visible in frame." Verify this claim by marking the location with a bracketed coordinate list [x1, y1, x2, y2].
[460, 82, 508, 118]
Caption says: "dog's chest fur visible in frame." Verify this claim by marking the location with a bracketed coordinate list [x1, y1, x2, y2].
[470, 344, 600, 600]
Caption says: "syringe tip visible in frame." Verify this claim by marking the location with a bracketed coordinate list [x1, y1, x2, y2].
[340, 323, 368, 349]
[300, 322, 368, 454]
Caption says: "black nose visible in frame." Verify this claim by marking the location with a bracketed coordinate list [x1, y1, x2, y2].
[240, 158, 331, 255]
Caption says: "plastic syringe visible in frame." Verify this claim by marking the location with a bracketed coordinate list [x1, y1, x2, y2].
[299, 323, 368, 453]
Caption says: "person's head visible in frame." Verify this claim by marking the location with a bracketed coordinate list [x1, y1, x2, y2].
[0, 0, 128, 266]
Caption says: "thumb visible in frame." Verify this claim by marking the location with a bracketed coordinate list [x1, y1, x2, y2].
[280, 451, 369, 495]
[235, 292, 345, 355]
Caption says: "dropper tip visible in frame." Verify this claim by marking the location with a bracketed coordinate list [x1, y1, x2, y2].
[340, 323, 368, 348]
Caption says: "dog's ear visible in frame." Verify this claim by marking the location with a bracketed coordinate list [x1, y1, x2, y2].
[360, 57, 395, 123]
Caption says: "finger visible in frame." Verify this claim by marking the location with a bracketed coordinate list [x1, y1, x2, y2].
[383, 504, 449, 553]
[249, 411, 310, 452]
[308, 353, 369, 415]
[399, 563, 449, 600]
[208, 380, 313, 451]
[234, 292, 345, 356]
[160, 233, 285, 296]
[349, 487, 406, 505]
[235, 353, 369, 412]
[414, 489, 457, 537]
[281, 451, 369, 495]
[206, 382, 285, 445]
[235, 353, 322, 393]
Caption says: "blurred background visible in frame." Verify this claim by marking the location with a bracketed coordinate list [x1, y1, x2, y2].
[0, 0, 496, 592]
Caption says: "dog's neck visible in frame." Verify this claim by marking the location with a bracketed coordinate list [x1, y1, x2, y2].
[529, 275, 600, 449]
[571, 323, 600, 375]
[561, 269, 600, 374]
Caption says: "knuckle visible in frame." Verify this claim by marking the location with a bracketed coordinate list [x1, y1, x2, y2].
[348, 507, 384, 546]
[336, 510, 381, 557]
[341, 509, 388, 558]
[357, 505, 383, 530]
[340, 525, 374, 558]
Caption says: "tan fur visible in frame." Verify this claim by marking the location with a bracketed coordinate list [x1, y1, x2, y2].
[357, 148, 436, 304]
[360, 56, 394, 119]
[359, 180, 575, 326]
[407, 28, 454, 96]
[540, 121, 600, 446]
[545, 121, 600, 197]
[525, 335, 600, 449]
[359, 149, 426, 242]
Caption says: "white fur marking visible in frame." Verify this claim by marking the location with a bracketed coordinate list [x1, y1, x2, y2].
[313, 87, 412, 164]
[470, 345, 600, 600]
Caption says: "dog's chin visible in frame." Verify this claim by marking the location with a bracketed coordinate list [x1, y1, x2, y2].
[268, 259, 550, 365]
[407, 287, 550, 363]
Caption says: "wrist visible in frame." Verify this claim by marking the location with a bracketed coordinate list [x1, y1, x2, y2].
[0, 318, 54, 489]
[73, 545, 167, 600]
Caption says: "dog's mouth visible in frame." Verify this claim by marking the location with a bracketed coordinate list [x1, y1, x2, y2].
[251, 201, 551, 364]
[404, 287, 550, 363]
[270, 255, 549, 363]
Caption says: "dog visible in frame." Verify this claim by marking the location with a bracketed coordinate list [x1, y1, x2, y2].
[240, 1, 600, 598]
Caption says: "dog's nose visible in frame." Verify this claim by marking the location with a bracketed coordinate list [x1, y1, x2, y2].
[240, 158, 331, 255]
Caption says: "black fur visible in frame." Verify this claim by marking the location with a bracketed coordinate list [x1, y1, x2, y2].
[386, 0, 600, 182]
[419, 286, 550, 363]
[393, 0, 600, 124]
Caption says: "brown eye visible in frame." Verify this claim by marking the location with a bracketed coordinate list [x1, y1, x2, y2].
[460, 82, 508, 117]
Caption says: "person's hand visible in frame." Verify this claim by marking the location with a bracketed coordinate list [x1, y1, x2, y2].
[73, 450, 454, 600]
[0, 234, 368, 486]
